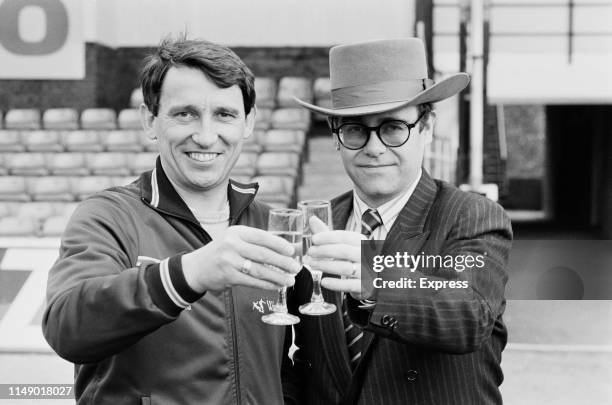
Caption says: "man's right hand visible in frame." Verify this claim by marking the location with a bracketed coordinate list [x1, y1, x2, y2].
[181, 225, 301, 293]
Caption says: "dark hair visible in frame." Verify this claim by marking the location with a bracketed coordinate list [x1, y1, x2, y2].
[140, 33, 256, 116]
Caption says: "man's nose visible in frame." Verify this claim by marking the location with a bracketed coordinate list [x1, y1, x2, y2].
[362, 129, 386, 156]
[191, 115, 218, 146]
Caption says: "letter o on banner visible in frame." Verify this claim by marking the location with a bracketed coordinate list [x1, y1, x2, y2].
[0, 0, 68, 55]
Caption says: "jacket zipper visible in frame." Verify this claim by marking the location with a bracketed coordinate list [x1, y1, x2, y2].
[228, 289, 242, 404]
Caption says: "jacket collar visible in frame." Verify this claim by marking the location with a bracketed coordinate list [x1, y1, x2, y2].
[140, 157, 259, 225]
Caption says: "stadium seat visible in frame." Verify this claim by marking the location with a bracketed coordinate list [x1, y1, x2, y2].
[54, 202, 79, 218]
[21, 130, 63, 152]
[252, 175, 295, 206]
[130, 88, 144, 108]
[271, 108, 311, 131]
[313, 77, 332, 122]
[4, 109, 41, 129]
[231, 152, 258, 177]
[255, 77, 277, 108]
[254, 108, 273, 131]
[47, 152, 89, 176]
[16, 202, 57, 221]
[261, 129, 306, 154]
[256, 152, 300, 178]
[5, 153, 48, 176]
[0, 155, 5, 175]
[43, 108, 79, 130]
[242, 130, 263, 153]
[101, 130, 143, 152]
[126, 152, 157, 174]
[109, 176, 138, 187]
[28, 177, 74, 201]
[70, 176, 113, 200]
[0, 202, 19, 217]
[0, 216, 40, 236]
[61, 130, 103, 152]
[277, 77, 313, 108]
[118, 108, 142, 130]
[41, 215, 71, 236]
[87, 153, 130, 176]
[0, 130, 25, 152]
[0, 176, 30, 201]
[81, 108, 117, 130]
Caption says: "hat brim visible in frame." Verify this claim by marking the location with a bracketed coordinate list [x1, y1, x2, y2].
[294, 73, 469, 117]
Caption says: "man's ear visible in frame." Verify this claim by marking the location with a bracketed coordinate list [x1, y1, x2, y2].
[421, 111, 436, 144]
[243, 105, 257, 139]
[139, 103, 157, 140]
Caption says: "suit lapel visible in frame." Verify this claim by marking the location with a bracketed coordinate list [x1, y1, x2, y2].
[318, 191, 354, 391]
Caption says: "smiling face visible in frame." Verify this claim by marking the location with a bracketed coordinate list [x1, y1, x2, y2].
[140, 65, 254, 194]
[335, 105, 433, 207]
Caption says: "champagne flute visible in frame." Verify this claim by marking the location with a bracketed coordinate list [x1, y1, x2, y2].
[261, 208, 303, 326]
[298, 200, 337, 315]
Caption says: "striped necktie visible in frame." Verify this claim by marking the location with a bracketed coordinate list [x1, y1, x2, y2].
[344, 208, 383, 370]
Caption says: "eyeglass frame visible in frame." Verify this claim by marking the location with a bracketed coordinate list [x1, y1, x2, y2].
[331, 111, 426, 150]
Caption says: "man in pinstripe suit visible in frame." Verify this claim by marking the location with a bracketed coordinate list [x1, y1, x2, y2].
[285, 38, 512, 404]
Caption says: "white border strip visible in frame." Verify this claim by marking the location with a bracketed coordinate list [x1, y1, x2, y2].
[507, 343, 612, 353]
[230, 183, 256, 194]
[159, 259, 189, 309]
[150, 168, 160, 207]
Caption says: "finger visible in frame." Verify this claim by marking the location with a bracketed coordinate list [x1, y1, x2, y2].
[233, 269, 290, 291]
[241, 261, 296, 287]
[307, 244, 360, 262]
[309, 216, 329, 234]
[312, 230, 365, 246]
[235, 239, 301, 274]
[310, 259, 357, 278]
[321, 277, 361, 295]
[233, 226, 295, 256]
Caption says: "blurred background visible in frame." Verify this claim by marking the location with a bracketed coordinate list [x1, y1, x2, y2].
[0, 0, 611, 403]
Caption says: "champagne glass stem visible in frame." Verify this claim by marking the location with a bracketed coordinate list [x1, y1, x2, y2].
[310, 270, 324, 303]
[274, 286, 289, 312]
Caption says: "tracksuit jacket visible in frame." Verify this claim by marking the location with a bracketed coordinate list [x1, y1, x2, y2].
[43, 159, 288, 404]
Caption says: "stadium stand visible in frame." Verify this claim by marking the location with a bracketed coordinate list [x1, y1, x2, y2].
[0, 77, 319, 236]
[42, 108, 79, 130]
[312, 77, 332, 122]
[80, 108, 117, 130]
[4, 109, 41, 129]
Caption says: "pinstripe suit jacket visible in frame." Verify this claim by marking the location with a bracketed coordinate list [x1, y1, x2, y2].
[283, 171, 512, 405]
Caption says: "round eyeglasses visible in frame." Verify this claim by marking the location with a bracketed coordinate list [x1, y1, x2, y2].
[333, 112, 425, 150]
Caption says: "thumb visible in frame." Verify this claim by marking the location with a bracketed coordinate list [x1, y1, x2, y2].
[309, 216, 330, 234]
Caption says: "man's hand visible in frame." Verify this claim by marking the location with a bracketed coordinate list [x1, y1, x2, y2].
[182, 225, 301, 293]
[306, 217, 368, 299]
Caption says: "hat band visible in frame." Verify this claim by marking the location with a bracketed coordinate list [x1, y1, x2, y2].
[331, 79, 434, 109]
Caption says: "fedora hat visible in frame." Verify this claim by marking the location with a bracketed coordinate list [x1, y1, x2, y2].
[295, 38, 469, 117]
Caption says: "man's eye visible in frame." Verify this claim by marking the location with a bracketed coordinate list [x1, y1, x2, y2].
[174, 111, 196, 121]
[217, 111, 237, 120]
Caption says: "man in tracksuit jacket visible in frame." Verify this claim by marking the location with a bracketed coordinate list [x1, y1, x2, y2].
[43, 35, 300, 404]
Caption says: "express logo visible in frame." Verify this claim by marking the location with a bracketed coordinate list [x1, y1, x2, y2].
[252, 298, 275, 314]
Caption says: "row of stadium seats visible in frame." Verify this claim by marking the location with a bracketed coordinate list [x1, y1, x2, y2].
[0, 128, 305, 154]
[0, 107, 311, 131]
[0, 174, 296, 237]
[0, 151, 299, 178]
[128, 76, 332, 112]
